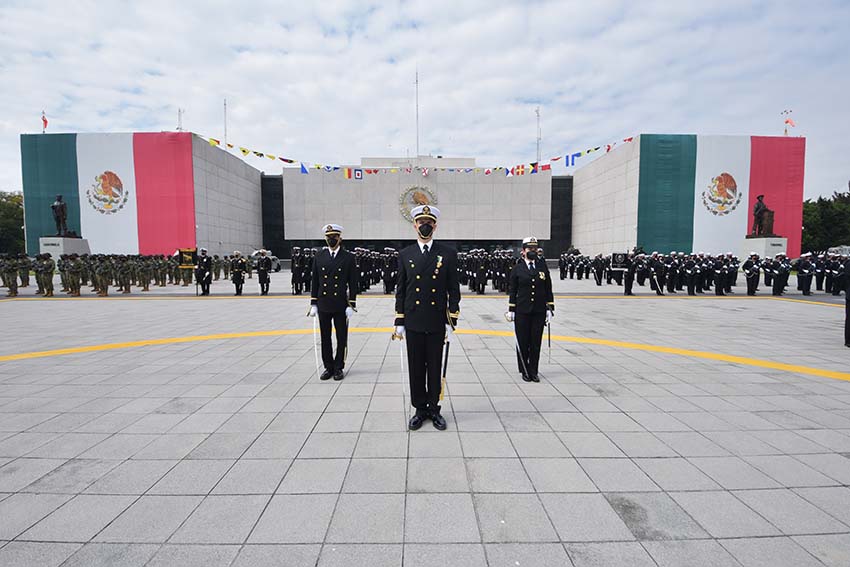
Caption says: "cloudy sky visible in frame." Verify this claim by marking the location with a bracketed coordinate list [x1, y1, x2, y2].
[1, 0, 847, 198]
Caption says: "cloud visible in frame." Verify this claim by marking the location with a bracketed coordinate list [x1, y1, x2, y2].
[0, 0, 847, 198]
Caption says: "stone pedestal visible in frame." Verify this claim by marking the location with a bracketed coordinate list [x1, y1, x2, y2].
[741, 237, 787, 260]
[39, 237, 91, 256]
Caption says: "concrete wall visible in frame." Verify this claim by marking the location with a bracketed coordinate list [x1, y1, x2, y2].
[571, 139, 641, 254]
[282, 168, 552, 241]
[191, 135, 263, 256]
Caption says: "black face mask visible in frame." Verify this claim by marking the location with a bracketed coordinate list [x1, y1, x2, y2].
[526, 250, 538, 261]
[326, 236, 340, 248]
[417, 223, 434, 239]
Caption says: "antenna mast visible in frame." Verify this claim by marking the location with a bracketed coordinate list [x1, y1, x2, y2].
[535, 106, 542, 163]
[223, 98, 228, 147]
[415, 68, 420, 164]
[177, 108, 184, 132]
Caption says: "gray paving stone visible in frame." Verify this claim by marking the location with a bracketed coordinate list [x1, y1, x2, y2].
[343, 458, 407, 493]
[354, 432, 409, 458]
[23, 458, 119, 493]
[655, 431, 730, 456]
[542, 413, 598, 432]
[643, 539, 742, 567]
[473, 493, 558, 542]
[507, 432, 570, 457]
[408, 432, 462, 458]
[171, 494, 269, 543]
[793, 534, 850, 567]
[326, 493, 405, 543]
[243, 432, 309, 459]
[606, 432, 678, 457]
[403, 543, 487, 566]
[522, 458, 597, 492]
[21, 494, 135, 542]
[792, 453, 850, 484]
[148, 459, 233, 495]
[577, 458, 660, 492]
[0, 493, 72, 540]
[605, 492, 709, 540]
[459, 432, 517, 457]
[404, 493, 480, 542]
[407, 458, 469, 493]
[131, 433, 208, 459]
[317, 543, 402, 566]
[0, 541, 81, 567]
[466, 458, 534, 493]
[78, 433, 158, 460]
[212, 459, 289, 494]
[633, 457, 721, 491]
[539, 493, 634, 542]
[793, 486, 850, 525]
[733, 488, 849, 534]
[145, 544, 241, 567]
[95, 495, 202, 542]
[689, 456, 781, 489]
[25, 432, 110, 458]
[60, 543, 160, 567]
[249, 494, 338, 543]
[720, 536, 825, 567]
[0, 458, 66, 491]
[485, 543, 571, 566]
[266, 412, 322, 432]
[566, 541, 656, 567]
[669, 491, 780, 538]
[744, 455, 838, 487]
[278, 458, 349, 494]
[702, 430, 783, 456]
[557, 432, 625, 457]
[231, 544, 322, 567]
[297, 432, 358, 458]
[186, 432, 260, 459]
[84, 459, 175, 494]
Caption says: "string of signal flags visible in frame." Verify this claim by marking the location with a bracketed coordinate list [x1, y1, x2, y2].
[202, 134, 635, 179]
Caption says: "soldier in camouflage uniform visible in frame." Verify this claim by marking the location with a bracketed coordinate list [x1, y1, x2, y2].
[58, 254, 70, 292]
[3, 254, 18, 297]
[96, 255, 112, 296]
[223, 255, 230, 280]
[212, 255, 222, 280]
[140, 256, 153, 292]
[67, 253, 82, 297]
[18, 254, 31, 287]
[40, 253, 56, 297]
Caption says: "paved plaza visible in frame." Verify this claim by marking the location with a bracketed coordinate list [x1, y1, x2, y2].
[0, 272, 848, 566]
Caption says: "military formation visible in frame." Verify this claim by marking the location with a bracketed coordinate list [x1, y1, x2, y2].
[557, 250, 849, 298]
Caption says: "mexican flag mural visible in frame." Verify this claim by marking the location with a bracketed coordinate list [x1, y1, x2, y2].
[21, 132, 197, 255]
[636, 134, 805, 257]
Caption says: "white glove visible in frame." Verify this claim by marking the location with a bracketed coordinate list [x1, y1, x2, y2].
[546, 310, 554, 323]
[506, 312, 515, 322]
[308, 305, 318, 317]
[445, 324, 453, 342]
[345, 307, 354, 319]
[395, 325, 405, 338]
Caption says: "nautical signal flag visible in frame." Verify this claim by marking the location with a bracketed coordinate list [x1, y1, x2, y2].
[300, 162, 309, 174]
[208, 138, 221, 147]
[484, 168, 492, 175]
[240, 147, 250, 156]
[540, 164, 551, 171]
[529, 162, 539, 174]
[343, 167, 363, 179]
[354, 168, 363, 180]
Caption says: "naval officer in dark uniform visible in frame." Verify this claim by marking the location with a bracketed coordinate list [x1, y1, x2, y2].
[507, 237, 554, 382]
[308, 224, 357, 381]
[394, 205, 460, 431]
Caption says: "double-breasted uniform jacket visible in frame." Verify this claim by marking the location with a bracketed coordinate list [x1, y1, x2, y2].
[394, 243, 461, 333]
[310, 248, 358, 313]
[508, 260, 555, 314]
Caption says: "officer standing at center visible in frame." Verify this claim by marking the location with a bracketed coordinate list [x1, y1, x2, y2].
[507, 237, 554, 382]
[308, 224, 357, 381]
[257, 249, 272, 295]
[394, 205, 460, 431]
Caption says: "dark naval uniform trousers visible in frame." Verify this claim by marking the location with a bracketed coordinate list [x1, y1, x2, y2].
[395, 243, 461, 416]
[509, 260, 555, 378]
[311, 248, 358, 373]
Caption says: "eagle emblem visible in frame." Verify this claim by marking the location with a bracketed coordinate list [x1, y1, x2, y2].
[701, 172, 743, 216]
[86, 170, 128, 215]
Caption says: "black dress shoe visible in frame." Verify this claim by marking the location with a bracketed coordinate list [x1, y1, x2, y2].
[530, 374, 540, 383]
[409, 413, 426, 430]
[320, 369, 333, 381]
[521, 372, 532, 382]
[333, 369, 345, 381]
[431, 412, 447, 430]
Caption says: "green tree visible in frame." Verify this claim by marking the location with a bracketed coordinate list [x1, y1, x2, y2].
[802, 188, 850, 253]
[0, 191, 24, 254]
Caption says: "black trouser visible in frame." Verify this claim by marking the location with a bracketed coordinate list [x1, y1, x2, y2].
[833, 276, 846, 296]
[200, 279, 211, 295]
[593, 269, 603, 286]
[666, 272, 677, 293]
[515, 311, 546, 378]
[624, 273, 634, 295]
[687, 275, 696, 296]
[319, 310, 348, 372]
[800, 275, 812, 295]
[845, 292, 849, 346]
[746, 275, 758, 295]
[406, 329, 444, 414]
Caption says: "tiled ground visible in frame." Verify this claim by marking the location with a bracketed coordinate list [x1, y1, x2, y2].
[0, 272, 848, 566]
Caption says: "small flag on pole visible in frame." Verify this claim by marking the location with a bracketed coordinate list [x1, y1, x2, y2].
[41, 111, 48, 133]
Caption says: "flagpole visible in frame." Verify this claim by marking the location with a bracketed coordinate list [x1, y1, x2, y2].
[224, 98, 228, 148]
[535, 106, 541, 164]
[415, 68, 419, 166]
[42, 110, 45, 134]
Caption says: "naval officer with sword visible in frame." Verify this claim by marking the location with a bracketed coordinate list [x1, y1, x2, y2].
[506, 237, 554, 382]
[393, 205, 460, 431]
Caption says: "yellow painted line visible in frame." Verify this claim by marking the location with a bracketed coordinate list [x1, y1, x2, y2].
[766, 297, 844, 308]
[1, 327, 848, 383]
